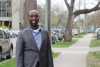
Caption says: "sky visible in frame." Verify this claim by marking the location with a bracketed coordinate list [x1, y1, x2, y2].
[37, 0, 98, 11]
[37, 0, 99, 20]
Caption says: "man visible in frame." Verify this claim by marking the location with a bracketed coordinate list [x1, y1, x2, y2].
[16, 10, 54, 67]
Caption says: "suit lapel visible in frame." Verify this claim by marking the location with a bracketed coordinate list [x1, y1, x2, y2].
[40, 30, 45, 50]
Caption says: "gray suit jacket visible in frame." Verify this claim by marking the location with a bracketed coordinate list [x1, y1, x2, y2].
[16, 27, 54, 67]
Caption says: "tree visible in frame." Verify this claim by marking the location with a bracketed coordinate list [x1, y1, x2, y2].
[51, 12, 67, 28]
[37, 5, 46, 27]
[87, 11, 100, 28]
[51, 6, 67, 28]
[23, 0, 37, 28]
[64, 0, 100, 42]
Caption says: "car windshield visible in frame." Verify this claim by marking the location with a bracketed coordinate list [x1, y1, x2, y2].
[0, 30, 3, 38]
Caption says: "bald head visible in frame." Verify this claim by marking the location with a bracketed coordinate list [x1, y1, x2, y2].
[28, 10, 39, 16]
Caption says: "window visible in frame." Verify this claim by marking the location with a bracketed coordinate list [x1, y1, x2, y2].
[0, 0, 11, 17]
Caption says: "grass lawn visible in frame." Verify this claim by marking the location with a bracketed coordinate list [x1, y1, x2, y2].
[52, 39, 78, 48]
[0, 58, 16, 67]
[52, 32, 86, 48]
[88, 52, 100, 60]
[90, 39, 100, 47]
[53, 52, 60, 59]
[0, 52, 60, 67]
[87, 51, 100, 67]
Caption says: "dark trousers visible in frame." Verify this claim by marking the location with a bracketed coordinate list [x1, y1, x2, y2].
[36, 62, 39, 67]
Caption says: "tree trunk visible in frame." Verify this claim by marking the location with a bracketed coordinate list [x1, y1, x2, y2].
[23, 0, 37, 28]
[64, 10, 73, 42]
[63, 0, 100, 42]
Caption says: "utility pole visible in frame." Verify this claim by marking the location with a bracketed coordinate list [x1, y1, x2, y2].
[84, 0, 87, 33]
[45, 0, 52, 44]
[79, 0, 81, 33]
[45, 0, 51, 32]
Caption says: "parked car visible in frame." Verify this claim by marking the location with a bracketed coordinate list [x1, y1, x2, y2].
[0, 30, 13, 61]
[96, 28, 100, 39]
[51, 32, 57, 44]
[52, 29, 64, 40]
[72, 29, 79, 36]
[95, 28, 100, 33]
[7, 30, 19, 38]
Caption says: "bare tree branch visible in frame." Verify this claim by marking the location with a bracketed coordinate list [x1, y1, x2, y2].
[69, 0, 75, 12]
[95, 1, 100, 8]
[70, 0, 75, 8]
[74, 1, 100, 17]
[64, 0, 70, 9]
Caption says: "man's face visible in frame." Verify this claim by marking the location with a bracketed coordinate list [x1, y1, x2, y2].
[29, 12, 40, 27]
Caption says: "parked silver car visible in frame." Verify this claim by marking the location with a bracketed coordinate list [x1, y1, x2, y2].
[97, 30, 100, 39]
[0, 30, 13, 61]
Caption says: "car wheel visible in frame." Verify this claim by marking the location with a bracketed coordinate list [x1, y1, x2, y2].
[0, 47, 3, 61]
[6, 48, 13, 59]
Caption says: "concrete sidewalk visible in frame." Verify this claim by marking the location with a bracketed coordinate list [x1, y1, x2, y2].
[53, 34, 93, 67]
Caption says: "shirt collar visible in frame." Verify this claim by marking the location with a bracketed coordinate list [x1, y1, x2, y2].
[33, 28, 41, 33]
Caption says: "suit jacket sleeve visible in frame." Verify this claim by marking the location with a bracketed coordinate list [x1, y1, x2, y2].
[47, 32, 54, 67]
[16, 32, 24, 67]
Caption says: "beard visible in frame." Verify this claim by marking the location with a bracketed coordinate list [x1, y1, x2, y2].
[29, 21, 39, 29]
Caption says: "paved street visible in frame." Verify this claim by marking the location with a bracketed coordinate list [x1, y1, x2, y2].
[53, 34, 93, 67]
